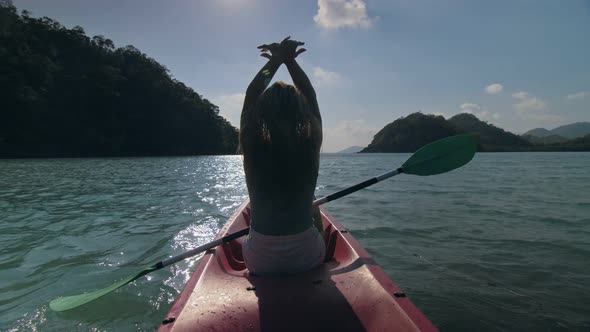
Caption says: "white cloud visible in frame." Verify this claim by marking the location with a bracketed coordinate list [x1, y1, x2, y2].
[511, 91, 546, 111]
[522, 114, 563, 122]
[429, 112, 448, 118]
[460, 102, 482, 113]
[312, 66, 342, 87]
[211, 93, 245, 127]
[314, 0, 373, 30]
[459, 102, 500, 121]
[512, 91, 529, 100]
[485, 83, 503, 95]
[510, 91, 562, 124]
[322, 119, 377, 152]
[566, 91, 589, 100]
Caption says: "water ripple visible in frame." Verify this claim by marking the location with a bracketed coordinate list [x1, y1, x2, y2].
[1, 153, 589, 331]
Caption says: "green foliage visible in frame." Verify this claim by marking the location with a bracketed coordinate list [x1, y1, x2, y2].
[447, 113, 531, 151]
[0, 7, 238, 157]
[530, 134, 590, 151]
[362, 113, 460, 152]
[522, 134, 568, 145]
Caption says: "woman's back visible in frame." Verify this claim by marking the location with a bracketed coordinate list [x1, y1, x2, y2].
[239, 37, 325, 275]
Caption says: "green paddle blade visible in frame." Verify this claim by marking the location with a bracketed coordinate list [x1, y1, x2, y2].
[402, 135, 476, 176]
[49, 265, 157, 312]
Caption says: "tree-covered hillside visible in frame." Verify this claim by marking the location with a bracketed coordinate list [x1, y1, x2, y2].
[521, 134, 567, 145]
[0, 2, 238, 157]
[448, 113, 532, 151]
[547, 122, 590, 139]
[531, 134, 590, 151]
[361, 113, 460, 152]
[360, 112, 589, 153]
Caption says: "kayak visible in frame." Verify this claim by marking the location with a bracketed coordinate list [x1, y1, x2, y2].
[158, 200, 438, 331]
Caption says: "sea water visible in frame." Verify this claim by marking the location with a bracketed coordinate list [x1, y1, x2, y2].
[1, 153, 589, 331]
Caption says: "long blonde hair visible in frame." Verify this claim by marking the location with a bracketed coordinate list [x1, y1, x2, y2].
[240, 81, 322, 201]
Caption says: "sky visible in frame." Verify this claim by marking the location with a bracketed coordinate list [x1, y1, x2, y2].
[13, 0, 590, 152]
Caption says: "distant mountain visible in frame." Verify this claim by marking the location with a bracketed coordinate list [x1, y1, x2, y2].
[336, 146, 364, 153]
[550, 122, 590, 139]
[448, 113, 531, 151]
[522, 122, 590, 141]
[523, 128, 552, 137]
[360, 112, 589, 153]
[361, 113, 459, 152]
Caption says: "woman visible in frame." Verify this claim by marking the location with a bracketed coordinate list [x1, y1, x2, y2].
[240, 37, 325, 276]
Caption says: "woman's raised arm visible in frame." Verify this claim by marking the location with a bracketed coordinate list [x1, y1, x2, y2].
[275, 37, 320, 119]
[242, 58, 281, 117]
[241, 37, 320, 122]
[285, 58, 320, 120]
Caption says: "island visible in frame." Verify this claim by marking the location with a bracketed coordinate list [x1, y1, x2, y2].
[361, 113, 590, 152]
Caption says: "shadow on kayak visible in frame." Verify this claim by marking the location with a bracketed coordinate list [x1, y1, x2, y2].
[328, 256, 380, 276]
[246, 266, 366, 331]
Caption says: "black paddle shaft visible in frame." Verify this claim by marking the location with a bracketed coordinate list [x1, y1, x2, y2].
[158, 168, 406, 269]
[222, 227, 250, 241]
[326, 178, 378, 202]
[316, 167, 403, 206]
[157, 227, 250, 269]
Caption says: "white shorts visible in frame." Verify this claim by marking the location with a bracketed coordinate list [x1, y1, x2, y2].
[242, 226, 326, 276]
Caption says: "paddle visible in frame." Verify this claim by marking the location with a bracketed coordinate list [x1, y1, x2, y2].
[49, 134, 476, 312]
[313, 134, 476, 206]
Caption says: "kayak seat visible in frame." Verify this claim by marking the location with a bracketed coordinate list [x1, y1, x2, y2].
[223, 205, 339, 271]
[218, 206, 251, 271]
[223, 239, 247, 271]
[322, 223, 332, 245]
[322, 220, 338, 262]
[241, 206, 252, 227]
[221, 238, 247, 271]
[228, 205, 251, 263]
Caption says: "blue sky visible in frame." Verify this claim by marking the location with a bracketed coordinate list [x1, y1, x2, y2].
[14, 0, 590, 151]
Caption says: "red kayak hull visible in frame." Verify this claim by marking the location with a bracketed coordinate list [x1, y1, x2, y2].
[158, 201, 437, 331]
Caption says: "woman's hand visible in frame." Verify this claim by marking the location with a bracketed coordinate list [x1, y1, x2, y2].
[257, 42, 281, 61]
[278, 36, 306, 62]
[258, 36, 306, 63]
